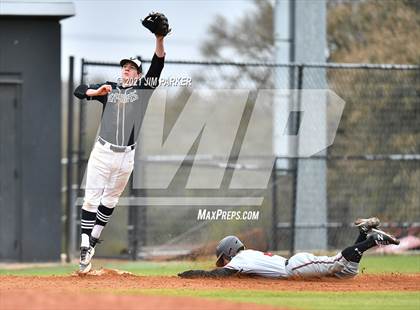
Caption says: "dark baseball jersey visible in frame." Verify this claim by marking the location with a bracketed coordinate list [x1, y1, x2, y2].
[74, 53, 164, 146]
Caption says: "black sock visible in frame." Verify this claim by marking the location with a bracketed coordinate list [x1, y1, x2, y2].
[90, 204, 114, 247]
[81, 209, 96, 236]
[341, 237, 376, 263]
[95, 204, 114, 226]
[354, 231, 367, 244]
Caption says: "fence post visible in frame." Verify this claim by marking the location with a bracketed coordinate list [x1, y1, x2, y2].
[77, 58, 86, 188]
[74, 58, 86, 252]
[128, 178, 138, 260]
[65, 56, 75, 262]
[289, 64, 304, 256]
[128, 75, 144, 261]
[271, 157, 278, 251]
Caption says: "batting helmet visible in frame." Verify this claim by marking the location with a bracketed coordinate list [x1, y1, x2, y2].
[215, 235, 245, 267]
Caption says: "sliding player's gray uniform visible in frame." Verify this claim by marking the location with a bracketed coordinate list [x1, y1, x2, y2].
[178, 221, 399, 279]
[224, 250, 359, 279]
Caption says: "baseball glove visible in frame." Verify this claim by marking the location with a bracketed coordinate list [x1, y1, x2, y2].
[141, 12, 171, 37]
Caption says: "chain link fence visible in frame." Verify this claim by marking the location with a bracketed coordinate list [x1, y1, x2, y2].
[67, 58, 420, 258]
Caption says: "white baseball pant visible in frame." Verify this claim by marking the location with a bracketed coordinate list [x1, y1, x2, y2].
[82, 140, 135, 212]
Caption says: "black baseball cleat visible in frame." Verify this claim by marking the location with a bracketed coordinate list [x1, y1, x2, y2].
[89, 236, 101, 248]
[368, 228, 400, 246]
[354, 217, 380, 233]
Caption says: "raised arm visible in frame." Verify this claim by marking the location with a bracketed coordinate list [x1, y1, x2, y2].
[141, 36, 165, 88]
[145, 35, 165, 79]
[140, 12, 169, 88]
[178, 268, 238, 279]
[154, 35, 165, 58]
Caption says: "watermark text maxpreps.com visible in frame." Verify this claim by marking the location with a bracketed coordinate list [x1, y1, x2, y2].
[197, 209, 259, 221]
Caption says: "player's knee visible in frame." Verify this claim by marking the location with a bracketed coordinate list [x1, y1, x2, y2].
[335, 270, 358, 279]
[330, 261, 345, 274]
[335, 263, 359, 279]
[345, 263, 359, 277]
[84, 189, 103, 206]
[101, 197, 118, 209]
[82, 202, 99, 213]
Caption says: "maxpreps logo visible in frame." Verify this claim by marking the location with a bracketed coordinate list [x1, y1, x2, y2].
[108, 91, 139, 103]
[197, 209, 260, 221]
[80, 89, 346, 207]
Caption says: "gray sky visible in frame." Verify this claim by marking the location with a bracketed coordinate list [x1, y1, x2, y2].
[60, 0, 255, 80]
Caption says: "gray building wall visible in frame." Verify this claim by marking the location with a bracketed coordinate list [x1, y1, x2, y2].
[0, 17, 62, 261]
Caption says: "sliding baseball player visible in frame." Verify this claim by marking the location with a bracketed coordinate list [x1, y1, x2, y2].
[73, 13, 171, 273]
[178, 217, 400, 279]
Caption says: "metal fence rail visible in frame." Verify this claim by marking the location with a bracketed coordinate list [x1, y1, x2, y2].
[65, 58, 420, 258]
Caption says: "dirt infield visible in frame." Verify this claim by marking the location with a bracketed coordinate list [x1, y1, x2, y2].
[0, 292, 283, 310]
[1, 270, 419, 310]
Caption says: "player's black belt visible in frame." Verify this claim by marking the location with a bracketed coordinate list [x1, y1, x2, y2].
[98, 137, 136, 152]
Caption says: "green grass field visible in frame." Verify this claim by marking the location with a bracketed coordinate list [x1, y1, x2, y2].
[1, 254, 419, 310]
[1, 254, 418, 276]
[113, 289, 419, 310]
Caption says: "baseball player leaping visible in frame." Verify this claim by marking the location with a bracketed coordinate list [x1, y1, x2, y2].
[73, 13, 170, 273]
[178, 217, 400, 279]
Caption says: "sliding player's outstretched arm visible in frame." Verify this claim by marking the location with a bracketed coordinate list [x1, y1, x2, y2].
[178, 268, 237, 278]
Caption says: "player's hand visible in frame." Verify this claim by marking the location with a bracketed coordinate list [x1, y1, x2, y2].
[178, 270, 193, 278]
[87, 85, 112, 97]
[178, 270, 201, 278]
[96, 85, 112, 96]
